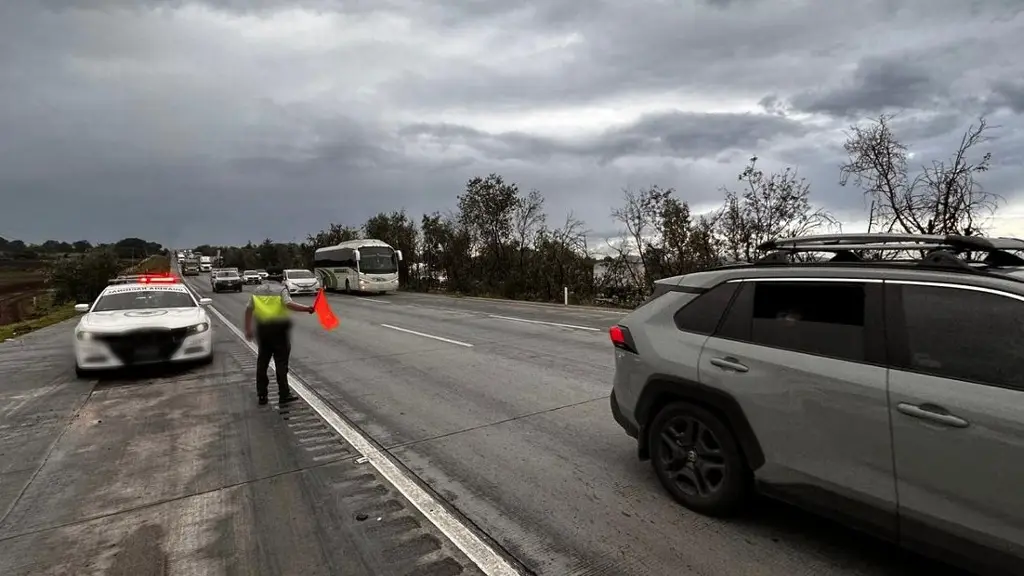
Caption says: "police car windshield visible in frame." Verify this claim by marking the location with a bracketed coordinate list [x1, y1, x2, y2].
[286, 270, 314, 279]
[92, 290, 196, 311]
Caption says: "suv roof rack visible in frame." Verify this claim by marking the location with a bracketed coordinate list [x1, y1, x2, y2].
[754, 233, 1024, 271]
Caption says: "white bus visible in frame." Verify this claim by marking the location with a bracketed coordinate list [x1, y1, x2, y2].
[314, 239, 403, 294]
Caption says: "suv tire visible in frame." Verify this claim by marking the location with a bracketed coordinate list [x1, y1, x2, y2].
[648, 402, 749, 517]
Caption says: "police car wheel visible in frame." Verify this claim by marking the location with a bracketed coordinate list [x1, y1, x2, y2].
[75, 365, 90, 380]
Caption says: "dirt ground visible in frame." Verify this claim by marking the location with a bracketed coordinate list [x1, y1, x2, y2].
[0, 268, 48, 325]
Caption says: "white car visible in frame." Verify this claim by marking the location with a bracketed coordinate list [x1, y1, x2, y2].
[282, 269, 320, 295]
[73, 275, 215, 377]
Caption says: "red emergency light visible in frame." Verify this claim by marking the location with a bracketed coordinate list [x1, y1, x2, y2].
[138, 273, 179, 284]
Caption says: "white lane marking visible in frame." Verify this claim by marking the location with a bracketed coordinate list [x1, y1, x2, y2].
[426, 295, 630, 315]
[379, 324, 474, 347]
[361, 298, 391, 304]
[488, 314, 601, 332]
[206, 306, 520, 576]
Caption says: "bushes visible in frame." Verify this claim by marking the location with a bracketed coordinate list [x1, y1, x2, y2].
[48, 249, 122, 305]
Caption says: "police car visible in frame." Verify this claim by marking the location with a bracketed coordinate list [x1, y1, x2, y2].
[73, 274, 215, 377]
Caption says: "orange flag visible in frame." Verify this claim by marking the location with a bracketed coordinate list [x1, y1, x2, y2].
[312, 289, 339, 331]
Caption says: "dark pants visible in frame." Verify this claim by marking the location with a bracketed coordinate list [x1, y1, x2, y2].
[255, 321, 292, 399]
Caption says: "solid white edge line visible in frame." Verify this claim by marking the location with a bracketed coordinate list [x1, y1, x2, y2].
[488, 314, 601, 332]
[206, 305, 520, 576]
[361, 297, 391, 304]
[379, 323, 474, 347]
[443, 295, 629, 315]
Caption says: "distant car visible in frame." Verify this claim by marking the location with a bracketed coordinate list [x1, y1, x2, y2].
[256, 269, 269, 280]
[282, 269, 320, 295]
[211, 270, 243, 293]
[242, 270, 262, 285]
[73, 275, 213, 377]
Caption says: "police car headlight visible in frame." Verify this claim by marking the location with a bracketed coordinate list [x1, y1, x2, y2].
[76, 330, 94, 341]
[187, 322, 209, 334]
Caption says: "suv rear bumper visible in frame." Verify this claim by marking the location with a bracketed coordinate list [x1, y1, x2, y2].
[610, 390, 638, 438]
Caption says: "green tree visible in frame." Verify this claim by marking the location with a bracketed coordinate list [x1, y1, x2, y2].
[421, 212, 472, 293]
[363, 210, 418, 286]
[457, 174, 521, 292]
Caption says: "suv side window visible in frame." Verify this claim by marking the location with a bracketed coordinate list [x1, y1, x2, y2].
[717, 281, 867, 362]
[673, 282, 739, 335]
[890, 284, 1024, 390]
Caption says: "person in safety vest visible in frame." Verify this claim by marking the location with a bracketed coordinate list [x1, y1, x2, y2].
[244, 282, 315, 405]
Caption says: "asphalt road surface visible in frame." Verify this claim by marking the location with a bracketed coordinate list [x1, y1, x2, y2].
[0, 319, 485, 576]
[185, 280, 970, 576]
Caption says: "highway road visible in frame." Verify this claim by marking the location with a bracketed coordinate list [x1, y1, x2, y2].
[186, 279, 970, 576]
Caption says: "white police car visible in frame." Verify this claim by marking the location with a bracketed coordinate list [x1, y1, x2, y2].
[73, 274, 215, 377]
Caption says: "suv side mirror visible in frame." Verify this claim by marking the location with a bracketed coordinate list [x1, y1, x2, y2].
[353, 249, 361, 262]
[74, 304, 90, 313]
[396, 250, 403, 261]
[199, 297, 213, 305]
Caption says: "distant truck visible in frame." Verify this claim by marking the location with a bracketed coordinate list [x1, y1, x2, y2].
[199, 256, 212, 272]
[181, 255, 200, 276]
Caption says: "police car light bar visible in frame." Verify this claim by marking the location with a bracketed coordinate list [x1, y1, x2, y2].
[138, 274, 179, 283]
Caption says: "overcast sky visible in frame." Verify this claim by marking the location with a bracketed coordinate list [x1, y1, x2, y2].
[2, 1, 1023, 248]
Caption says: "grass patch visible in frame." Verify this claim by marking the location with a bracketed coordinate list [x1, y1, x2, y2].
[0, 302, 78, 341]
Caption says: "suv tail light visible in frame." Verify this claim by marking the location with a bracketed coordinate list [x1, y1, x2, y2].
[609, 325, 638, 354]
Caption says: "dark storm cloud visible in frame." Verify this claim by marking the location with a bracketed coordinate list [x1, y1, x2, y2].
[987, 81, 1024, 114]
[3, 0, 1024, 245]
[788, 56, 946, 118]
[380, 0, 1024, 112]
[400, 111, 806, 164]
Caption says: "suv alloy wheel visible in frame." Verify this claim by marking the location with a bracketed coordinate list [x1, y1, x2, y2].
[648, 402, 749, 516]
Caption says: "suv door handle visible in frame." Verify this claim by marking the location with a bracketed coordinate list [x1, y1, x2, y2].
[710, 357, 749, 373]
[896, 403, 969, 428]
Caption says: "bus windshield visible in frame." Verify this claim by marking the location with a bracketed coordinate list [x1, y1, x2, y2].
[359, 247, 398, 274]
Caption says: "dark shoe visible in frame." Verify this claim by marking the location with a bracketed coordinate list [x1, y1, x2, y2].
[258, 395, 268, 405]
[279, 394, 300, 405]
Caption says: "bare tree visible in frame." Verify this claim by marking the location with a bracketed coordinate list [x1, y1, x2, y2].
[718, 156, 837, 262]
[512, 188, 546, 265]
[840, 114, 1000, 236]
[608, 186, 673, 293]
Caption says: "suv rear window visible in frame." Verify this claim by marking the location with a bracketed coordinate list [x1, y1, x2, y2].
[674, 282, 739, 335]
[750, 281, 867, 361]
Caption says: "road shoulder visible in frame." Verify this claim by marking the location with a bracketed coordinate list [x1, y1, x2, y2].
[0, 321, 482, 576]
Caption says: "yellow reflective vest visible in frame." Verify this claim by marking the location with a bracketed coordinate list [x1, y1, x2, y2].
[251, 293, 289, 322]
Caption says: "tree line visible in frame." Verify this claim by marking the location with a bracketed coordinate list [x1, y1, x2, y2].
[200, 113, 1003, 308]
[0, 236, 164, 262]
[0, 236, 168, 310]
